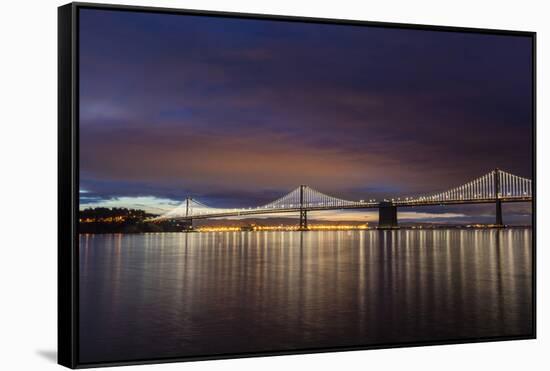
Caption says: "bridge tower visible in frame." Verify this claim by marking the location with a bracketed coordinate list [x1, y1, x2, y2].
[377, 201, 399, 230]
[299, 185, 308, 231]
[182, 197, 193, 231]
[494, 169, 504, 228]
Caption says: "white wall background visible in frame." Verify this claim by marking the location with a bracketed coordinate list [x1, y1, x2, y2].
[0, 0, 546, 369]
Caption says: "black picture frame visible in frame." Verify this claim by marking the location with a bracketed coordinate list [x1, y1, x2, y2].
[58, 2, 537, 368]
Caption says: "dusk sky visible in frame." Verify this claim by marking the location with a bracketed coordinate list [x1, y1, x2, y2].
[79, 8, 533, 224]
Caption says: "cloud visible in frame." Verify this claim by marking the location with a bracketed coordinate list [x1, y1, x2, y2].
[77, 9, 533, 225]
[398, 211, 466, 220]
[309, 210, 466, 222]
[80, 196, 180, 214]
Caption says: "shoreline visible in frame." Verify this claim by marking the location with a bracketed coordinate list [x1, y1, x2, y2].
[78, 225, 533, 235]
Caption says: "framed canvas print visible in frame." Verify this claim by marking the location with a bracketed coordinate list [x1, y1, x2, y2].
[58, 2, 536, 368]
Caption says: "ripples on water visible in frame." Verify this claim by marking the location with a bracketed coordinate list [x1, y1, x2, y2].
[79, 229, 533, 363]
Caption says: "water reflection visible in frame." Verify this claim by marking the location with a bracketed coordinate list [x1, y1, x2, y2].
[79, 229, 533, 363]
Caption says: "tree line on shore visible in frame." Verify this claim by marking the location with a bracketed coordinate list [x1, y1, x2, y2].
[79, 207, 185, 233]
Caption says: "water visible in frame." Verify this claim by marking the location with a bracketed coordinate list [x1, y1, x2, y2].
[79, 229, 533, 364]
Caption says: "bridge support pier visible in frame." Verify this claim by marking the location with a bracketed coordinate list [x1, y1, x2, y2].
[298, 184, 308, 231]
[299, 209, 308, 231]
[495, 199, 504, 228]
[493, 170, 505, 228]
[377, 202, 399, 230]
[181, 219, 194, 232]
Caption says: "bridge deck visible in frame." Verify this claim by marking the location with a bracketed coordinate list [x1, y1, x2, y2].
[164, 197, 532, 221]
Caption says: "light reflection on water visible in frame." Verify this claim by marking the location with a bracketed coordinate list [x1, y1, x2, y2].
[79, 229, 532, 363]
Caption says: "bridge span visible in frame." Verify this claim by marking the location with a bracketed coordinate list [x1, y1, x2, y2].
[153, 169, 532, 230]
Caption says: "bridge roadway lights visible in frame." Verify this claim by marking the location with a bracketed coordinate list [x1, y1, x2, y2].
[377, 202, 399, 230]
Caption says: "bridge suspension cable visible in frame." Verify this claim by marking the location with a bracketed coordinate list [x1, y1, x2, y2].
[399, 169, 532, 204]
[152, 169, 531, 220]
[154, 185, 368, 219]
[261, 185, 362, 209]
[498, 169, 532, 198]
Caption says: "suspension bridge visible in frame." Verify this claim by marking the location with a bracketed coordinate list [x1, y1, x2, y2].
[152, 169, 532, 230]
